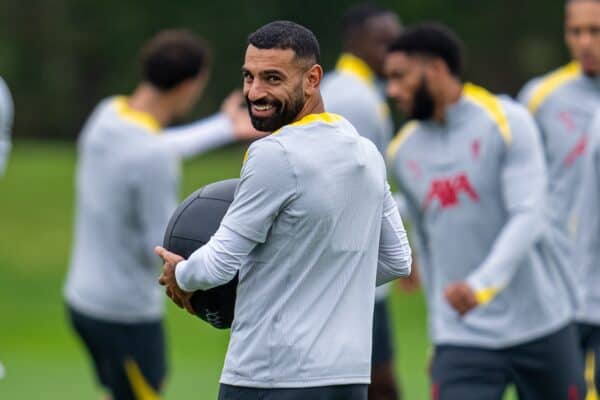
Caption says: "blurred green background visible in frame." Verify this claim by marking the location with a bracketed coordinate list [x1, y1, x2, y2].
[0, 0, 568, 398]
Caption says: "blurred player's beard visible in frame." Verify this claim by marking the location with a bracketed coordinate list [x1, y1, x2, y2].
[410, 76, 435, 121]
[246, 86, 305, 132]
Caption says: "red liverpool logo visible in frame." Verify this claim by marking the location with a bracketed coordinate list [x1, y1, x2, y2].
[423, 173, 479, 209]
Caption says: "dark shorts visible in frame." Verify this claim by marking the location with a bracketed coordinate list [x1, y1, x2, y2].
[577, 322, 600, 398]
[372, 298, 394, 365]
[431, 324, 585, 400]
[67, 305, 167, 400]
[218, 384, 368, 400]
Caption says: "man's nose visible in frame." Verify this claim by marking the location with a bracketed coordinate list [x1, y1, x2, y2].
[245, 80, 268, 103]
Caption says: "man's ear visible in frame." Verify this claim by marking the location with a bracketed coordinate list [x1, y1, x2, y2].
[304, 64, 323, 96]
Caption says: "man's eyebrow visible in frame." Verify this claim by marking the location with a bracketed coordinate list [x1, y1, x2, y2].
[260, 69, 286, 76]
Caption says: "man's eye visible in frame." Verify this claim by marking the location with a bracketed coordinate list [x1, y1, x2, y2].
[267, 75, 281, 83]
[243, 72, 253, 81]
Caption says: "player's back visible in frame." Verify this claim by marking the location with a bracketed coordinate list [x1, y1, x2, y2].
[64, 97, 178, 323]
[321, 54, 392, 154]
[221, 113, 387, 387]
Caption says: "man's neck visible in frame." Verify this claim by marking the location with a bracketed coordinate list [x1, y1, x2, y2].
[293, 93, 326, 122]
[433, 78, 463, 123]
[127, 84, 174, 128]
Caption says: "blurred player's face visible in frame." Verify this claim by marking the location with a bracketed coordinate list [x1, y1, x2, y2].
[385, 52, 435, 120]
[242, 45, 307, 132]
[565, 0, 600, 75]
[358, 13, 402, 77]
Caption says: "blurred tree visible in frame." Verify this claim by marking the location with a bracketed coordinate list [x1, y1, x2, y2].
[0, 0, 570, 139]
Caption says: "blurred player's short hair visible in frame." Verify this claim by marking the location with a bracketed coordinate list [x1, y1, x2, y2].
[388, 22, 464, 78]
[247, 21, 320, 65]
[341, 3, 391, 41]
[140, 29, 211, 91]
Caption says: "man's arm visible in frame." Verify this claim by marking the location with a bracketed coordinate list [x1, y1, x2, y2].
[461, 104, 548, 308]
[175, 226, 255, 291]
[0, 77, 14, 177]
[162, 90, 263, 159]
[376, 184, 412, 286]
[162, 137, 296, 294]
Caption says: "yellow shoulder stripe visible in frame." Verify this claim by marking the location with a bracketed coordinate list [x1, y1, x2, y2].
[386, 121, 419, 163]
[272, 112, 342, 135]
[526, 62, 580, 115]
[335, 53, 375, 86]
[114, 97, 161, 133]
[124, 358, 161, 400]
[463, 83, 511, 145]
[243, 113, 342, 164]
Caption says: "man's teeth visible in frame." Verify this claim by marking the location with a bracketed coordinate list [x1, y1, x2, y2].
[254, 104, 273, 111]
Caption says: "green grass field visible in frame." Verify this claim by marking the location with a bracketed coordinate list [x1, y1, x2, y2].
[0, 140, 513, 399]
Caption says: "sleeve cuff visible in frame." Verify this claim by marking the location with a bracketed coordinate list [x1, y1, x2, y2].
[174, 260, 196, 292]
[466, 275, 501, 305]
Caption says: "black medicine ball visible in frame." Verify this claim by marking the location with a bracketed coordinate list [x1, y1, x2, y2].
[163, 178, 239, 329]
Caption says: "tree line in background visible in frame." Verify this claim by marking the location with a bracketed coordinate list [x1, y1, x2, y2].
[0, 0, 568, 139]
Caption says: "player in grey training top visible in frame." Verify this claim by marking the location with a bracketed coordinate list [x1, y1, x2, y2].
[574, 110, 600, 396]
[518, 1, 600, 395]
[320, 4, 404, 400]
[385, 23, 584, 400]
[156, 21, 411, 400]
[0, 76, 13, 178]
[63, 30, 262, 400]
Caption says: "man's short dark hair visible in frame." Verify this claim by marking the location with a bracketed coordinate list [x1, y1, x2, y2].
[388, 22, 464, 78]
[140, 29, 210, 91]
[341, 3, 390, 42]
[247, 21, 320, 65]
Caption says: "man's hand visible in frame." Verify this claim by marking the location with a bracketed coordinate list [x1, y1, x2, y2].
[220, 90, 265, 140]
[397, 258, 420, 292]
[155, 246, 195, 315]
[444, 282, 478, 316]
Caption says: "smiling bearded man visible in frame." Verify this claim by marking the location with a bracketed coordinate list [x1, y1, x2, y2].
[155, 20, 412, 400]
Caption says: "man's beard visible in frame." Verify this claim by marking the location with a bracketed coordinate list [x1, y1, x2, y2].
[409, 76, 435, 121]
[246, 88, 305, 132]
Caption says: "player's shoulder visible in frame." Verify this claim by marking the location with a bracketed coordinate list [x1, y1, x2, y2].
[519, 62, 581, 114]
[386, 120, 422, 164]
[462, 83, 517, 145]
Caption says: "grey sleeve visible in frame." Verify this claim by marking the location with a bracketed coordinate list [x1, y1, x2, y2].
[221, 137, 296, 243]
[376, 184, 412, 286]
[162, 113, 235, 160]
[575, 116, 600, 270]
[0, 77, 14, 177]
[466, 105, 547, 302]
[135, 149, 180, 266]
[175, 225, 256, 291]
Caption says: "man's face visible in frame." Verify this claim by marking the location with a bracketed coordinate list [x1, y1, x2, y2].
[384, 52, 435, 120]
[360, 13, 402, 77]
[242, 45, 307, 132]
[565, 0, 600, 75]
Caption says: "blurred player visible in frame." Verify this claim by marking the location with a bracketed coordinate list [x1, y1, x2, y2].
[156, 21, 412, 400]
[518, 1, 600, 394]
[0, 75, 13, 178]
[385, 23, 584, 399]
[320, 4, 404, 399]
[63, 30, 261, 400]
[574, 110, 600, 399]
